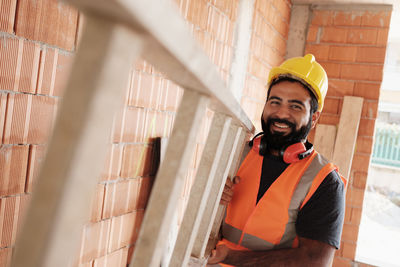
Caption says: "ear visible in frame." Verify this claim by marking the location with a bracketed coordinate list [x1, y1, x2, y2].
[311, 111, 321, 129]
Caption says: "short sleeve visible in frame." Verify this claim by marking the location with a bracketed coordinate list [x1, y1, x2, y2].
[295, 170, 346, 249]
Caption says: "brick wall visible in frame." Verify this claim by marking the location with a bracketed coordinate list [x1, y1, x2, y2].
[243, 0, 291, 131]
[0, 0, 77, 266]
[305, 5, 391, 267]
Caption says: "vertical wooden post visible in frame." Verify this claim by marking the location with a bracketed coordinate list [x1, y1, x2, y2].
[169, 113, 232, 267]
[332, 96, 364, 177]
[130, 90, 209, 267]
[12, 14, 142, 267]
[314, 124, 337, 161]
[191, 126, 246, 260]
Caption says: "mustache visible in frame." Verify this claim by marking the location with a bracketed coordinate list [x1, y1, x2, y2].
[267, 118, 296, 129]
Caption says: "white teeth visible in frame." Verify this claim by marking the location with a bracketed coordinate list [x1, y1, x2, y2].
[274, 122, 289, 129]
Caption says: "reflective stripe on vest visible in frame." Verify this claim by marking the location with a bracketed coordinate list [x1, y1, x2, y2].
[222, 150, 338, 251]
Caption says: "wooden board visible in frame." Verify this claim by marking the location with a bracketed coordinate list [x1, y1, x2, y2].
[314, 124, 337, 161]
[332, 96, 364, 178]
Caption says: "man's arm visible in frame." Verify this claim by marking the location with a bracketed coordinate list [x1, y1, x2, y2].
[208, 237, 335, 267]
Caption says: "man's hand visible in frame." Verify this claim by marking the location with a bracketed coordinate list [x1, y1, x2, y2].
[220, 176, 240, 205]
[207, 244, 230, 264]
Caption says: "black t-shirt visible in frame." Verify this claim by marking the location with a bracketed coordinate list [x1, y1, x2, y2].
[257, 153, 345, 249]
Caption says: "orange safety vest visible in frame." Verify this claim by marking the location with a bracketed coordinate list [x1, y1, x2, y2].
[218, 148, 346, 256]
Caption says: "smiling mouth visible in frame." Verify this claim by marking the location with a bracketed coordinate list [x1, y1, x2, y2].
[273, 122, 290, 129]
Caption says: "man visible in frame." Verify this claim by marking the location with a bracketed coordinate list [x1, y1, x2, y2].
[208, 54, 346, 266]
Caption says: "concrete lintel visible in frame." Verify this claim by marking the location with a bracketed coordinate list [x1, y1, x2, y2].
[309, 3, 393, 11]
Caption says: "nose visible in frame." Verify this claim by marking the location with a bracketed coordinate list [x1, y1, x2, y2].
[274, 104, 291, 119]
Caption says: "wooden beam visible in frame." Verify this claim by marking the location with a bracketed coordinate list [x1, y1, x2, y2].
[191, 126, 246, 259]
[332, 96, 364, 178]
[314, 124, 337, 161]
[129, 90, 209, 267]
[65, 0, 254, 133]
[12, 15, 142, 267]
[169, 113, 232, 267]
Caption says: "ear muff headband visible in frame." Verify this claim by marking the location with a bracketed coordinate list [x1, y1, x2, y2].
[249, 133, 313, 163]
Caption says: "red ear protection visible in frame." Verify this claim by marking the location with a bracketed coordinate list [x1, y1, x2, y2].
[249, 134, 313, 163]
[282, 142, 307, 163]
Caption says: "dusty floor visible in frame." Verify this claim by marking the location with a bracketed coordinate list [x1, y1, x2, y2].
[356, 190, 400, 267]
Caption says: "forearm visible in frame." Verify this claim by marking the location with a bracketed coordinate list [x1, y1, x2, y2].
[223, 242, 334, 267]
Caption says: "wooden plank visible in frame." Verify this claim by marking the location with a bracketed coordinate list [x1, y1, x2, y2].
[12, 15, 142, 267]
[129, 90, 209, 267]
[169, 113, 232, 267]
[332, 96, 364, 178]
[191, 126, 246, 259]
[314, 124, 337, 161]
[65, 0, 254, 133]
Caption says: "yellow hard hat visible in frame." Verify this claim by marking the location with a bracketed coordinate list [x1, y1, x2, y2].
[268, 54, 328, 112]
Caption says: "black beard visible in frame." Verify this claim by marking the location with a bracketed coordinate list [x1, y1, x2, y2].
[261, 116, 312, 151]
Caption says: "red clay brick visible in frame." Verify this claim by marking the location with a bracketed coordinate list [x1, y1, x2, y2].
[320, 62, 341, 79]
[108, 212, 139, 252]
[15, 0, 78, 51]
[26, 144, 47, 193]
[353, 82, 381, 100]
[376, 28, 389, 46]
[121, 107, 147, 143]
[351, 153, 371, 174]
[272, 0, 291, 21]
[0, 37, 40, 93]
[0, 196, 21, 247]
[358, 118, 376, 137]
[361, 10, 391, 27]
[90, 184, 105, 222]
[341, 223, 359, 242]
[100, 144, 123, 182]
[120, 144, 155, 178]
[0, 247, 12, 267]
[0, 0, 17, 33]
[103, 180, 131, 219]
[27, 95, 57, 144]
[328, 45, 357, 62]
[327, 79, 354, 97]
[350, 207, 363, 225]
[37, 47, 57, 95]
[342, 241, 357, 260]
[320, 27, 348, 43]
[93, 247, 128, 267]
[355, 136, 373, 154]
[306, 26, 319, 43]
[346, 186, 366, 208]
[333, 11, 362, 26]
[352, 171, 368, 189]
[79, 220, 111, 263]
[311, 10, 334, 26]
[361, 100, 378, 119]
[340, 64, 383, 82]
[333, 257, 352, 267]
[347, 28, 378, 45]
[323, 97, 340, 115]
[0, 93, 7, 143]
[0, 145, 29, 197]
[305, 44, 330, 61]
[3, 93, 32, 144]
[356, 46, 386, 63]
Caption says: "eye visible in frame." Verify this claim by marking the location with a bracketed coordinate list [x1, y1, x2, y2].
[268, 99, 280, 106]
[290, 104, 303, 111]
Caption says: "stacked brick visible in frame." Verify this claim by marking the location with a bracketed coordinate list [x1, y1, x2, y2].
[305, 6, 391, 267]
[242, 0, 292, 131]
[0, 0, 77, 266]
[76, 0, 242, 266]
